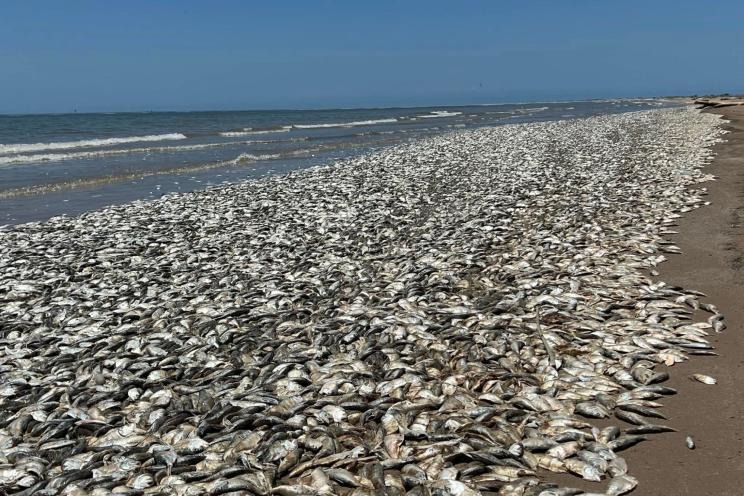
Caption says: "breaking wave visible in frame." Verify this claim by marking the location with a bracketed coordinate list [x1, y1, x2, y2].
[0, 133, 188, 155]
[0, 140, 266, 166]
[219, 126, 292, 137]
[291, 118, 398, 129]
[415, 111, 463, 119]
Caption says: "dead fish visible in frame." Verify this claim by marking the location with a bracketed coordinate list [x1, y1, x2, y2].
[574, 402, 610, 419]
[606, 474, 638, 495]
[690, 374, 717, 385]
[607, 457, 628, 477]
[272, 485, 317, 496]
[614, 409, 648, 426]
[608, 435, 647, 452]
[0, 107, 727, 495]
[563, 458, 603, 482]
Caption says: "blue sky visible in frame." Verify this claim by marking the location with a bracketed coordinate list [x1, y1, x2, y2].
[1, 1, 743, 113]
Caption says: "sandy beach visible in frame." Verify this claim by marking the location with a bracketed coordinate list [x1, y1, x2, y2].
[3, 1, 743, 493]
[622, 105, 744, 495]
[0, 107, 737, 495]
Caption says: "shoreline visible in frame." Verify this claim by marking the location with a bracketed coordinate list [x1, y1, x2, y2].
[0, 100, 675, 226]
[621, 106, 744, 495]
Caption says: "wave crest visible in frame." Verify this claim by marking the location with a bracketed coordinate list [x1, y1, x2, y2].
[0, 140, 268, 166]
[292, 118, 398, 129]
[0, 133, 188, 155]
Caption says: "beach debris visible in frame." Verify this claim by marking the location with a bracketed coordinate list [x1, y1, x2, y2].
[0, 107, 726, 494]
[709, 313, 726, 332]
[686, 436, 696, 449]
[691, 374, 718, 384]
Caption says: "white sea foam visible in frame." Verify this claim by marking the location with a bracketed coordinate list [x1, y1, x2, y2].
[415, 111, 463, 119]
[0, 133, 187, 155]
[0, 140, 262, 166]
[292, 118, 398, 129]
[220, 126, 292, 137]
[231, 152, 281, 164]
[519, 106, 549, 113]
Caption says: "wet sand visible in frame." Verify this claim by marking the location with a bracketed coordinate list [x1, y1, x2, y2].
[624, 106, 744, 495]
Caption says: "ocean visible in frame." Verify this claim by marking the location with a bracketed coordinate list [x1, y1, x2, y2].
[0, 99, 675, 225]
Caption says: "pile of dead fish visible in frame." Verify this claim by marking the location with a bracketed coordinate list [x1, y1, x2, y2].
[0, 108, 727, 495]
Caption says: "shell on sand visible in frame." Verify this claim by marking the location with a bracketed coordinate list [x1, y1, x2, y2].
[0, 108, 726, 495]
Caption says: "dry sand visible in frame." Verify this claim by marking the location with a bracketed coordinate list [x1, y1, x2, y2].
[623, 106, 744, 495]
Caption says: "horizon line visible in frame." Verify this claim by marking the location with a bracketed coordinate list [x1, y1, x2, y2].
[0, 94, 691, 117]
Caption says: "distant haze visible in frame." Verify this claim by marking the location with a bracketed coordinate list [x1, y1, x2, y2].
[1, 0, 743, 114]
